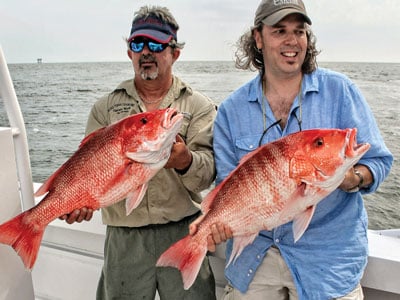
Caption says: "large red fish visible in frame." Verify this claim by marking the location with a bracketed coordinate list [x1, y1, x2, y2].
[156, 128, 370, 290]
[0, 108, 183, 269]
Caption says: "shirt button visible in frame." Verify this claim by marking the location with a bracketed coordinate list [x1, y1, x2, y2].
[257, 255, 261, 260]
[275, 238, 280, 243]
[249, 145, 254, 149]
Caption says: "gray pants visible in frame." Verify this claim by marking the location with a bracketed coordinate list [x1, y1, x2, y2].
[96, 214, 216, 300]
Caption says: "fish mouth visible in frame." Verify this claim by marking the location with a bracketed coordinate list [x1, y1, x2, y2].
[344, 128, 371, 159]
[163, 108, 184, 129]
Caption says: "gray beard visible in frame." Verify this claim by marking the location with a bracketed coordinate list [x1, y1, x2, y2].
[140, 69, 158, 80]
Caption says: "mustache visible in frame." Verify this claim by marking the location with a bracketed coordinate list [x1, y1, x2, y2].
[139, 54, 157, 66]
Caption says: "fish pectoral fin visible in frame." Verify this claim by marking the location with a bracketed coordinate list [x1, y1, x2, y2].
[292, 205, 316, 243]
[126, 149, 169, 164]
[227, 233, 258, 267]
[125, 183, 148, 215]
[278, 183, 307, 223]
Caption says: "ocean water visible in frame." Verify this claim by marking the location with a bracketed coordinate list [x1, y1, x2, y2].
[0, 61, 399, 230]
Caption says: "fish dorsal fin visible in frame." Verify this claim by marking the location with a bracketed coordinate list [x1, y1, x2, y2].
[201, 183, 224, 214]
[227, 233, 259, 267]
[292, 205, 316, 243]
[201, 150, 260, 214]
[34, 165, 65, 196]
[79, 127, 106, 149]
[35, 128, 107, 197]
[125, 183, 148, 215]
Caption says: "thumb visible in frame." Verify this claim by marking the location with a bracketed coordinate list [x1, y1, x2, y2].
[189, 223, 197, 235]
[175, 134, 185, 144]
[189, 214, 206, 235]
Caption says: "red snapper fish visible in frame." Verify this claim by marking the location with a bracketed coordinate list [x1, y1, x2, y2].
[0, 108, 183, 269]
[156, 128, 370, 290]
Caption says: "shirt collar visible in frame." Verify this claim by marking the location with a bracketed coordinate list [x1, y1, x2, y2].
[249, 71, 320, 104]
[113, 75, 192, 104]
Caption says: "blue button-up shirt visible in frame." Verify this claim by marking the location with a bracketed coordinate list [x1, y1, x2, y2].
[213, 68, 393, 299]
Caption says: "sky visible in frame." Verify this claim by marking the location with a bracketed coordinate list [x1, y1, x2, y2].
[1, 0, 399, 64]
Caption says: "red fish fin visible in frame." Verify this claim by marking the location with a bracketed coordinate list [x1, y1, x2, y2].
[36, 126, 101, 196]
[278, 182, 313, 242]
[200, 183, 224, 214]
[78, 128, 105, 148]
[227, 233, 258, 267]
[292, 205, 316, 243]
[34, 165, 66, 196]
[156, 235, 207, 290]
[125, 183, 148, 215]
[278, 183, 307, 217]
[0, 212, 44, 269]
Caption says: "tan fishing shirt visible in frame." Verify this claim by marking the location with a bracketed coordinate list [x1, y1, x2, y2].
[86, 76, 216, 227]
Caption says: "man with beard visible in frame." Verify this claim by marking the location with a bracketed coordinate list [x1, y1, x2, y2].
[59, 5, 217, 300]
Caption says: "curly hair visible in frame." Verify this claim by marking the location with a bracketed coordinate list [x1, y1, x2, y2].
[234, 24, 319, 75]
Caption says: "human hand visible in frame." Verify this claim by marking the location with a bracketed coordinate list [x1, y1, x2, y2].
[58, 207, 94, 224]
[189, 219, 233, 252]
[339, 165, 371, 193]
[164, 135, 192, 171]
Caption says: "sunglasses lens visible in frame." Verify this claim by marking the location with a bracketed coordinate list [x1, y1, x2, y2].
[148, 42, 166, 53]
[130, 41, 144, 53]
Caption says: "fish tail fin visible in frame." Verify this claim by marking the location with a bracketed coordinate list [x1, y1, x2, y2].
[0, 212, 44, 269]
[156, 235, 207, 290]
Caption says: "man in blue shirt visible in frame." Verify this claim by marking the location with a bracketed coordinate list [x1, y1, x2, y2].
[197, 0, 393, 299]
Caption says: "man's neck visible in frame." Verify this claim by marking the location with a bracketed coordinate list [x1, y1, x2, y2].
[135, 75, 173, 111]
[263, 73, 303, 128]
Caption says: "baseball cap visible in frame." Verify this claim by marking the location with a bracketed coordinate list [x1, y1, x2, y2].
[128, 16, 177, 43]
[254, 0, 312, 26]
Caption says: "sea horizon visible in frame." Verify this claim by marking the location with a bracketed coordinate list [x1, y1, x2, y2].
[7, 60, 400, 65]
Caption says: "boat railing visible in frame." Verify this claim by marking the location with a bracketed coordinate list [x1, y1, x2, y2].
[0, 46, 35, 299]
[0, 46, 35, 211]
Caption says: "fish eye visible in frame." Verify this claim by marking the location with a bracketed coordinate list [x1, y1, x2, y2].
[140, 117, 148, 124]
[314, 137, 324, 147]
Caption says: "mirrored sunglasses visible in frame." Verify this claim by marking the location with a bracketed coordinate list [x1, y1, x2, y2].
[129, 39, 170, 53]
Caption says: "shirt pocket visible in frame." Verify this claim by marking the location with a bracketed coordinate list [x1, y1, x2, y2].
[235, 134, 263, 159]
[178, 111, 192, 142]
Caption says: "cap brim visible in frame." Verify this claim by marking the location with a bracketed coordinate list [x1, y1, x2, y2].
[128, 29, 172, 43]
[262, 9, 312, 26]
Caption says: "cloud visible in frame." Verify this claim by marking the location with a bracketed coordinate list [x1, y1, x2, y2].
[0, 0, 399, 63]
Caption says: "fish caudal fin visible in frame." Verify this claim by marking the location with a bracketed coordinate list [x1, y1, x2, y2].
[156, 235, 207, 290]
[0, 212, 44, 269]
